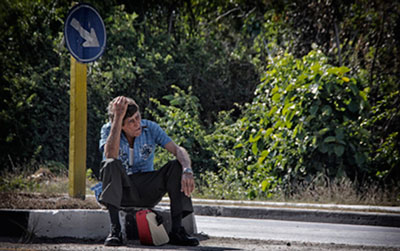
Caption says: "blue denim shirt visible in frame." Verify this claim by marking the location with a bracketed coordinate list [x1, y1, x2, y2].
[99, 119, 172, 175]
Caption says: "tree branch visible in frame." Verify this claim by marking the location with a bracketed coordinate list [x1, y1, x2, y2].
[334, 22, 342, 65]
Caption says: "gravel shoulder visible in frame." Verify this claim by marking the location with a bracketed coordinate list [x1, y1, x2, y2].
[0, 236, 397, 251]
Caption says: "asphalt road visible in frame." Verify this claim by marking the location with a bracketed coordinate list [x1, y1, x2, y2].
[1, 215, 400, 250]
[196, 215, 400, 248]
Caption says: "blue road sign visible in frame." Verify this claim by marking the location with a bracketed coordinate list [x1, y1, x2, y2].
[64, 4, 106, 63]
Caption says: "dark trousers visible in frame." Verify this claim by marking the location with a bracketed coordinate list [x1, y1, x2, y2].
[99, 159, 194, 226]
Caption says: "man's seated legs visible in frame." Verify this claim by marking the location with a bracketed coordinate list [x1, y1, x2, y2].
[127, 160, 199, 246]
[99, 159, 198, 246]
[99, 158, 133, 246]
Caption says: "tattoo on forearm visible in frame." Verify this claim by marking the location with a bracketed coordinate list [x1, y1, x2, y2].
[177, 147, 191, 169]
[105, 122, 122, 158]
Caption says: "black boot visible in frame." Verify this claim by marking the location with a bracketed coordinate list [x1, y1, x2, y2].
[105, 204, 123, 246]
[104, 225, 123, 246]
[169, 227, 199, 246]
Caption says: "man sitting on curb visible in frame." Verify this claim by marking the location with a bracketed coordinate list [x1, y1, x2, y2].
[98, 96, 199, 247]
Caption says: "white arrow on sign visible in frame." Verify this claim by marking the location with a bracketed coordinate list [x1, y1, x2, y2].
[70, 18, 100, 47]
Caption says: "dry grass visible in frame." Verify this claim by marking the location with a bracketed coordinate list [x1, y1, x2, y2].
[1, 164, 399, 208]
[277, 176, 400, 206]
[0, 164, 101, 209]
[0, 192, 100, 209]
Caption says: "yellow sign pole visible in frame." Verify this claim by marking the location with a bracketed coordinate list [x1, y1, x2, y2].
[68, 56, 87, 199]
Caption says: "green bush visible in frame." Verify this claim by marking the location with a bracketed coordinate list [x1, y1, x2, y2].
[366, 90, 400, 183]
[209, 50, 371, 199]
[200, 109, 249, 199]
[148, 85, 215, 174]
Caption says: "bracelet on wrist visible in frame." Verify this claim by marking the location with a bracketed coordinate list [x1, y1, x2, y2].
[183, 167, 193, 175]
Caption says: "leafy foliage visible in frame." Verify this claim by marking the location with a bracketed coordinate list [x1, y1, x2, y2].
[0, 0, 70, 166]
[0, 0, 399, 201]
[148, 85, 215, 174]
[233, 50, 371, 197]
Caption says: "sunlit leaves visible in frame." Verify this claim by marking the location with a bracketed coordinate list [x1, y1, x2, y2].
[233, 49, 371, 197]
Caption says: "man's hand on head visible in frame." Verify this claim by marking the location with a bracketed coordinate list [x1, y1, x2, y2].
[113, 96, 128, 122]
[105, 96, 128, 159]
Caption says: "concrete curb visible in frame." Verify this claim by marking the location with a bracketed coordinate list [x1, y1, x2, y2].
[185, 198, 400, 214]
[158, 198, 400, 228]
[1, 209, 109, 239]
[191, 204, 400, 227]
[0, 207, 196, 240]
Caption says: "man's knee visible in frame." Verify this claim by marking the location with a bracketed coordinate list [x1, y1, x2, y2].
[101, 158, 123, 170]
[156, 160, 183, 183]
[168, 160, 183, 175]
[102, 158, 122, 166]
[160, 160, 183, 187]
[100, 158, 123, 179]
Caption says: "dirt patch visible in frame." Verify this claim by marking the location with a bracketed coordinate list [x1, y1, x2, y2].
[0, 192, 101, 209]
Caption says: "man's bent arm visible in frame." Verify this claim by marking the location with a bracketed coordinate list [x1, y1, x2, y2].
[176, 146, 192, 170]
[165, 141, 191, 170]
[104, 120, 122, 159]
[165, 141, 195, 197]
[104, 97, 127, 159]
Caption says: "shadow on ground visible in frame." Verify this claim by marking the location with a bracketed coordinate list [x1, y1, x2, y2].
[0, 233, 242, 251]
